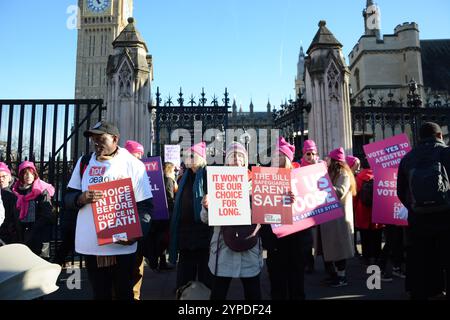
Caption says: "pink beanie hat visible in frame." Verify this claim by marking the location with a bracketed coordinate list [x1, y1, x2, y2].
[277, 137, 295, 162]
[329, 148, 346, 163]
[188, 142, 207, 159]
[303, 140, 317, 153]
[0, 162, 11, 175]
[18, 161, 37, 175]
[125, 140, 144, 155]
[346, 155, 359, 168]
[225, 142, 248, 165]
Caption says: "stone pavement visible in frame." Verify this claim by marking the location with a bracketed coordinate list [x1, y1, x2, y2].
[45, 253, 408, 300]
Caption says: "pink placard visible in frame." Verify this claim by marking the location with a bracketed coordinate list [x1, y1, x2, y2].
[372, 168, 408, 226]
[271, 162, 344, 238]
[363, 134, 412, 169]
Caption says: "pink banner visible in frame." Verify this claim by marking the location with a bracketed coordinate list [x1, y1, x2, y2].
[372, 168, 408, 226]
[271, 163, 344, 238]
[363, 134, 412, 169]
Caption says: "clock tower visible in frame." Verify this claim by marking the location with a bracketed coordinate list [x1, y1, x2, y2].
[75, 0, 133, 100]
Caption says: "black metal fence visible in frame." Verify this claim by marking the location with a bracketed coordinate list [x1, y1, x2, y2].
[351, 105, 450, 160]
[272, 84, 450, 161]
[0, 99, 104, 261]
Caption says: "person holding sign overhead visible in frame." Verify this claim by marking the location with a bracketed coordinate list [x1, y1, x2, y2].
[260, 137, 306, 300]
[201, 142, 263, 300]
[316, 147, 356, 287]
[64, 121, 153, 300]
[169, 142, 212, 291]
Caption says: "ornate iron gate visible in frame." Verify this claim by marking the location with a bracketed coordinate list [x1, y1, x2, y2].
[151, 87, 230, 159]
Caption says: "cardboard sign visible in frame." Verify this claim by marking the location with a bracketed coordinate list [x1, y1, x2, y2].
[252, 167, 293, 224]
[270, 163, 345, 238]
[164, 145, 181, 169]
[363, 134, 412, 169]
[89, 178, 142, 245]
[207, 166, 251, 226]
[372, 168, 408, 226]
[142, 157, 169, 220]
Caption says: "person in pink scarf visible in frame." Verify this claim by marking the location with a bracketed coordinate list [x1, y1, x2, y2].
[12, 161, 55, 255]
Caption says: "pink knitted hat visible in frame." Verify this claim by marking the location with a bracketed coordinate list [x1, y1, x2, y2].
[188, 142, 207, 159]
[0, 162, 11, 175]
[125, 140, 144, 155]
[277, 137, 295, 162]
[225, 142, 248, 166]
[18, 161, 37, 175]
[346, 155, 359, 168]
[303, 140, 317, 153]
[329, 148, 346, 163]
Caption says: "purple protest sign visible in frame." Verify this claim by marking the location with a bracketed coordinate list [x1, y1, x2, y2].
[142, 157, 169, 220]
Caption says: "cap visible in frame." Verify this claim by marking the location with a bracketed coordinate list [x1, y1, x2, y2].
[83, 121, 120, 137]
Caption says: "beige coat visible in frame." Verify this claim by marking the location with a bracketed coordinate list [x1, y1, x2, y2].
[315, 172, 355, 262]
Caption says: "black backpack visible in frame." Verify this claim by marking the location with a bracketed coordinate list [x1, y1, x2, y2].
[408, 149, 450, 214]
[360, 179, 374, 207]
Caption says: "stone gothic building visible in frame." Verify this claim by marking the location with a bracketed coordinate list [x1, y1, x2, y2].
[349, 0, 450, 103]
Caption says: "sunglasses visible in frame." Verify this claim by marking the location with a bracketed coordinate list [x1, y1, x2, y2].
[306, 152, 317, 156]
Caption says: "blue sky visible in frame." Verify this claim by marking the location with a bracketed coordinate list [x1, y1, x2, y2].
[0, 0, 449, 111]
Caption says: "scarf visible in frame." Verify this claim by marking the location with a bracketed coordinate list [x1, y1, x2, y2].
[168, 166, 205, 264]
[13, 179, 55, 221]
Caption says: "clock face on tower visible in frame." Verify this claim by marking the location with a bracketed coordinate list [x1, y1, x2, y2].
[86, 0, 110, 13]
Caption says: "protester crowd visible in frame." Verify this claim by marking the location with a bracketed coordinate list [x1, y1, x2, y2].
[0, 121, 448, 301]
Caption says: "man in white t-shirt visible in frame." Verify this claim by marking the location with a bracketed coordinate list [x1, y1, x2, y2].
[65, 121, 153, 300]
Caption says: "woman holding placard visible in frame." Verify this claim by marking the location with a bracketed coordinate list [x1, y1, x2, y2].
[169, 142, 212, 291]
[260, 137, 306, 300]
[316, 147, 356, 287]
[201, 142, 263, 300]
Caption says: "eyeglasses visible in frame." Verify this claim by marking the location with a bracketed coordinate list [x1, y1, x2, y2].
[306, 152, 317, 156]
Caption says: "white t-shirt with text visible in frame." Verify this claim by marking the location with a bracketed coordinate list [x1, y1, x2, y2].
[68, 147, 153, 256]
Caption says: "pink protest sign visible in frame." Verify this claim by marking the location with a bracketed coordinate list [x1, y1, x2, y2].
[372, 168, 408, 226]
[363, 134, 412, 169]
[271, 162, 344, 238]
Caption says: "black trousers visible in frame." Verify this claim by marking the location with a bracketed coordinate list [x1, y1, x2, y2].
[266, 235, 305, 300]
[176, 248, 211, 290]
[407, 229, 450, 300]
[55, 223, 76, 265]
[360, 229, 383, 261]
[210, 274, 261, 300]
[85, 253, 136, 300]
[380, 225, 405, 271]
[21, 222, 45, 255]
[323, 259, 347, 277]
